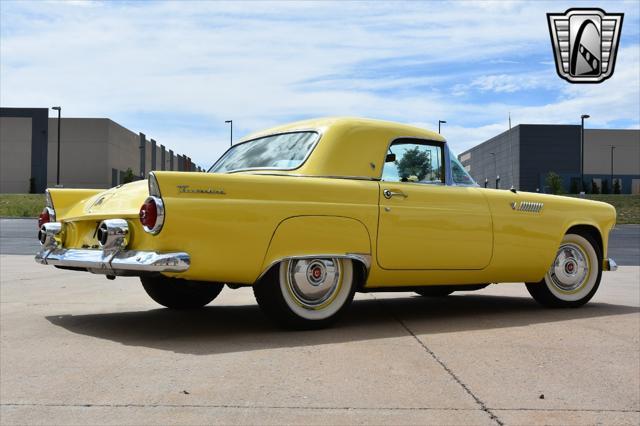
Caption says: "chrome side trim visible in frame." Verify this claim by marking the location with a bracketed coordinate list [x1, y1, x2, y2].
[604, 257, 618, 271]
[256, 253, 372, 282]
[35, 248, 190, 276]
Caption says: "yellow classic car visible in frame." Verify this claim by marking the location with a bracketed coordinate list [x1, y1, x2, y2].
[35, 117, 617, 329]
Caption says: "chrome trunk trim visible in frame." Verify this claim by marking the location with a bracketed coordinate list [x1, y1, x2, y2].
[35, 248, 190, 276]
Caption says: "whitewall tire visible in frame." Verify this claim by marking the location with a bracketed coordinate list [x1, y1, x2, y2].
[253, 258, 357, 329]
[526, 233, 602, 308]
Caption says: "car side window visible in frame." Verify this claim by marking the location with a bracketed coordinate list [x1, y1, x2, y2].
[450, 154, 476, 186]
[381, 140, 444, 184]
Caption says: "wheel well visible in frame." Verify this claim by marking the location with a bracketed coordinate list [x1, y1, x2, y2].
[566, 225, 603, 257]
[352, 259, 369, 291]
[255, 258, 370, 289]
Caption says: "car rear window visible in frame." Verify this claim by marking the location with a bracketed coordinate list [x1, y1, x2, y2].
[210, 131, 319, 173]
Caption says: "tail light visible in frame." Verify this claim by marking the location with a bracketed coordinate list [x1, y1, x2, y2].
[139, 173, 164, 234]
[38, 190, 56, 228]
[38, 208, 51, 228]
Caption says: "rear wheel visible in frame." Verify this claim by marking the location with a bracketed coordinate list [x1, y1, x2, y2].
[526, 233, 602, 308]
[415, 286, 455, 297]
[253, 258, 357, 329]
[141, 276, 224, 309]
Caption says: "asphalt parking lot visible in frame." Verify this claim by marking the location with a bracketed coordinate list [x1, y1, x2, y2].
[1, 219, 639, 425]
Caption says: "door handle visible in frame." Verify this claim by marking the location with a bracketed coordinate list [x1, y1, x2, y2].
[383, 189, 408, 199]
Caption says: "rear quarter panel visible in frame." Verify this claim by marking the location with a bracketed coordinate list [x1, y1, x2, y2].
[153, 172, 379, 284]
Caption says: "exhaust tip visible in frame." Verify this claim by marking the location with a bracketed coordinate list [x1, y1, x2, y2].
[97, 219, 129, 250]
[39, 222, 63, 248]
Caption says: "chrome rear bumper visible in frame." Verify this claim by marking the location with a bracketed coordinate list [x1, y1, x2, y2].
[35, 248, 190, 276]
[604, 258, 618, 272]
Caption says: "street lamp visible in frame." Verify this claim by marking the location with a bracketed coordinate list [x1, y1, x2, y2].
[225, 120, 233, 147]
[580, 114, 590, 191]
[438, 120, 446, 134]
[610, 145, 616, 192]
[489, 152, 497, 187]
[51, 106, 62, 185]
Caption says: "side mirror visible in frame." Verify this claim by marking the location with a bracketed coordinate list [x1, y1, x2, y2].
[385, 153, 396, 163]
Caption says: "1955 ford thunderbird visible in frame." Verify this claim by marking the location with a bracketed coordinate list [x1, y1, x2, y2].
[35, 117, 617, 329]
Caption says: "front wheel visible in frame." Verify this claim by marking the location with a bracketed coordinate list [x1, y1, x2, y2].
[141, 276, 224, 309]
[253, 258, 357, 329]
[526, 233, 602, 308]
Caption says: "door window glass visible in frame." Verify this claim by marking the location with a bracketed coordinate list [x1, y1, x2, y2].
[382, 140, 444, 184]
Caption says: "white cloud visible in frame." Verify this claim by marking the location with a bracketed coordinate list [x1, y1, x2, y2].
[1, 0, 639, 165]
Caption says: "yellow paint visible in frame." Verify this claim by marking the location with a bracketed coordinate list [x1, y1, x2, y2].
[45, 117, 616, 287]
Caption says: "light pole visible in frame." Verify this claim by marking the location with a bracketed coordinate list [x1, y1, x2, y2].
[610, 145, 615, 192]
[489, 152, 497, 188]
[438, 120, 446, 134]
[51, 106, 62, 185]
[225, 120, 233, 147]
[580, 114, 590, 191]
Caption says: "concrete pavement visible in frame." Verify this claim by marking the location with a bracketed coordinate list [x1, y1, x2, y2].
[1, 254, 638, 425]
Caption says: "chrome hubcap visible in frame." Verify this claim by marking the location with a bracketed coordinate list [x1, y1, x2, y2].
[548, 243, 589, 292]
[287, 258, 340, 308]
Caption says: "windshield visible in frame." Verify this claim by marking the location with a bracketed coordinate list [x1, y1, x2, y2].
[210, 131, 319, 173]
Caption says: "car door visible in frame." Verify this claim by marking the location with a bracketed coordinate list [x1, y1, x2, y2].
[377, 138, 493, 270]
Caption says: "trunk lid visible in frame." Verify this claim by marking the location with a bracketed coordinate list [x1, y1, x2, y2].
[60, 180, 148, 221]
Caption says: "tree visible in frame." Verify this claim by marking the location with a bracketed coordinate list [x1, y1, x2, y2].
[545, 171, 564, 195]
[601, 179, 610, 194]
[613, 179, 622, 194]
[122, 168, 136, 184]
[570, 178, 579, 194]
[396, 146, 431, 181]
[582, 179, 589, 194]
[591, 180, 600, 194]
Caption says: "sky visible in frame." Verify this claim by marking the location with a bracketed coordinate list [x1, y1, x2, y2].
[1, 0, 639, 169]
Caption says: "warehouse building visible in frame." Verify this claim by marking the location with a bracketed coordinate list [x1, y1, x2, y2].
[458, 125, 640, 194]
[0, 107, 203, 193]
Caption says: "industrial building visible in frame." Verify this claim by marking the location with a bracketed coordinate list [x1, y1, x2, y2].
[0, 107, 203, 194]
[458, 125, 640, 194]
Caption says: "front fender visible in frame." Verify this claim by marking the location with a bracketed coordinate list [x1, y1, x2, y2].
[258, 215, 372, 281]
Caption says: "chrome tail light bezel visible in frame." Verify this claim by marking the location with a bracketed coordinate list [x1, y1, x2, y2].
[140, 196, 165, 234]
[38, 190, 56, 228]
[140, 173, 165, 235]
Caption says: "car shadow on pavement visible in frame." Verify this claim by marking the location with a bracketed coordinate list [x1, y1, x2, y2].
[45, 293, 640, 356]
